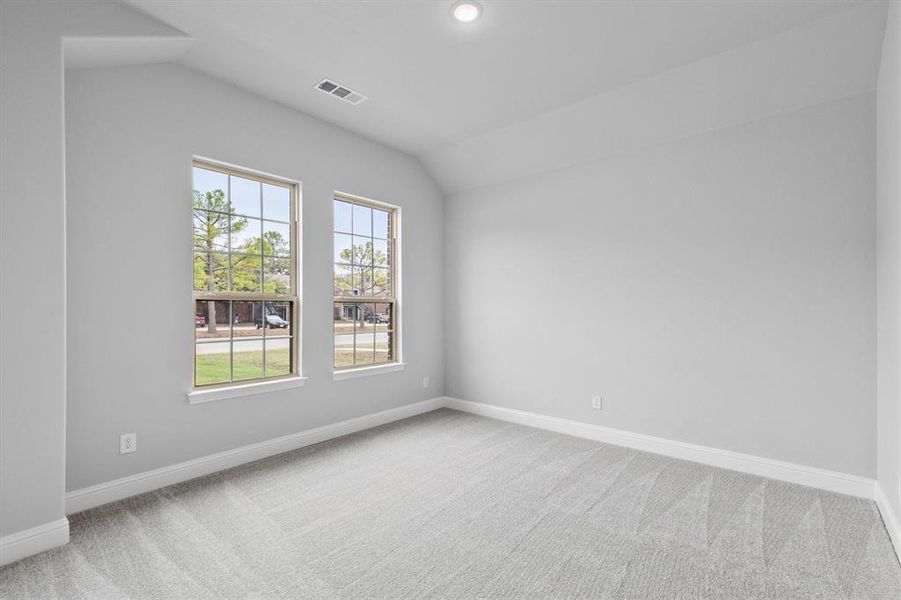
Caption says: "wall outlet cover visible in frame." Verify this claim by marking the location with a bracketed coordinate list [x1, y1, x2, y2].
[120, 433, 136, 454]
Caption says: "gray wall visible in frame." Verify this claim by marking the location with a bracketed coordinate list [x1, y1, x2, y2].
[0, 0, 68, 540]
[877, 1, 901, 520]
[64, 63, 444, 491]
[445, 93, 877, 477]
[0, 0, 187, 539]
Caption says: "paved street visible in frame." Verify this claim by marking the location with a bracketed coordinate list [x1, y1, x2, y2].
[195, 332, 388, 354]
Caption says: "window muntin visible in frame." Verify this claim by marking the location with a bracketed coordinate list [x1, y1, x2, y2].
[193, 161, 298, 388]
[333, 194, 397, 370]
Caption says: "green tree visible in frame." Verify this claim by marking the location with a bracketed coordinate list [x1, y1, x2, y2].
[230, 232, 290, 294]
[262, 230, 289, 257]
[193, 188, 246, 332]
[334, 241, 389, 296]
[261, 231, 290, 294]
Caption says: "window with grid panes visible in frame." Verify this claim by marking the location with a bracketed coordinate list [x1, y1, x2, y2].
[192, 160, 299, 387]
[333, 194, 398, 370]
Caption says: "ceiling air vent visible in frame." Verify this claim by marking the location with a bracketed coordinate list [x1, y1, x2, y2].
[315, 79, 367, 106]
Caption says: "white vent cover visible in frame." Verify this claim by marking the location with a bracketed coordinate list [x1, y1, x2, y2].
[315, 79, 367, 105]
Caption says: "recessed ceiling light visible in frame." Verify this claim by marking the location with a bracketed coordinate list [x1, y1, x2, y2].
[451, 2, 482, 23]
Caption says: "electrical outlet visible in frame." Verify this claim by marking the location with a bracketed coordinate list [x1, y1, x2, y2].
[591, 395, 603, 410]
[120, 433, 136, 454]
[423, 376, 430, 389]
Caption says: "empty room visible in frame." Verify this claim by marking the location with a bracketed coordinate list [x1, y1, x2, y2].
[1, 0, 900, 597]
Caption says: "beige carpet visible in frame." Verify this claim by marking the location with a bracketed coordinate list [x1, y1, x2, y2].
[1, 408, 900, 598]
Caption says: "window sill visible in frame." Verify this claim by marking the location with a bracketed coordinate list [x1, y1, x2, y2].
[333, 362, 406, 381]
[187, 376, 307, 404]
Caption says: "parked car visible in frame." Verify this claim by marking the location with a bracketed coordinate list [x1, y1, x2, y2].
[365, 313, 390, 324]
[256, 315, 289, 329]
[195, 314, 206, 327]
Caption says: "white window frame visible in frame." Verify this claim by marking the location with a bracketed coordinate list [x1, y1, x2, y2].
[332, 191, 403, 379]
[188, 157, 305, 402]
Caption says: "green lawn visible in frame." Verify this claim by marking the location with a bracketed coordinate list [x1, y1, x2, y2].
[333, 347, 391, 369]
[197, 345, 391, 384]
[195, 348, 291, 386]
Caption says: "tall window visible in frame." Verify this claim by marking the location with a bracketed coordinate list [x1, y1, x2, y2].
[193, 160, 298, 387]
[333, 194, 398, 370]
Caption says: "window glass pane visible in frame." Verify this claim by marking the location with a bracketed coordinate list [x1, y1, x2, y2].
[230, 175, 261, 218]
[334, 303, 355, 334]
[194, 251, 228, 292]
[195, 300, 230, 340]
[263, 183, 290, 222]
[334, 302, 356, 368]
[335, 233, 353, 265]
[352, 236, 373, 266]
[332, 301, 393, 370]
[374, 302, 392, 364]
[232, 301, 262, 338]
[334, 264, 354, 296]
[374, 303, 392, 325]
[335, 200, 352, 233]
[231, 217, 263, 254]
[355, 266, 373, 296]
[372, 239, 389, 268]
[195, 341, 231, 386]
[355, 302, 376, 365]
[373, 209, 390, 240]
[231, 254, 262, 292]
[372, 267, 390, 297]
[232, 340, 263, 381]
[352, 204, 372, 236]
[373, 331, 392, 363]
[265, 337, 291, 377]
[262, 221, 290, 257]
[263, 256, 291, 294]
[263, 302, 292, 336]
[193, 167, 228, 206]
[194, 209, 228, 251]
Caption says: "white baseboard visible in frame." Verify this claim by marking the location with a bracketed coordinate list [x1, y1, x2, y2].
[62, 394, 880, 518]
[66, 397, 445, 514]
[10, 394, 885, 567]
[0, 517, 69, 567]
[444, 398, 876, 500]
[875, 482, 901, 558]
[20, 396, 893, 565]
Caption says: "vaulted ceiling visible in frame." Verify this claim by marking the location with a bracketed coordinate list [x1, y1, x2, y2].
[121, 0, 887, 194]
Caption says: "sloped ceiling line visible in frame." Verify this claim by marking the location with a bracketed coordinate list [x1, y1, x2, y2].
[111, 0, 886, 196]
[422, 2, 887, 195]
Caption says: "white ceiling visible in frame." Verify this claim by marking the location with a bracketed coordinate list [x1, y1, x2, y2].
[121, 0, 886, 193]
[424, 3, 887, 193]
